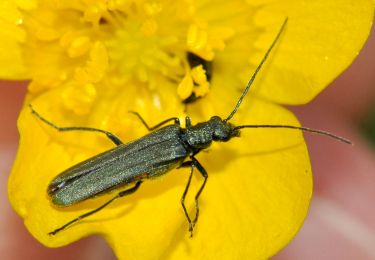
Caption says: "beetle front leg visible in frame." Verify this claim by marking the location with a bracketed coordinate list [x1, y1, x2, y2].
[129, 111, 180, 131]
[185, 116, 192, 127]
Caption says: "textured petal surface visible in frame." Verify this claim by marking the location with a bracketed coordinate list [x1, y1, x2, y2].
[221, 0, 374, 104]
[0, 1, 30, 79]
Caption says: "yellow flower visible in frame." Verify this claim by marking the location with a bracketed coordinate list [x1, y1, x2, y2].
[4, 0, 373, 259]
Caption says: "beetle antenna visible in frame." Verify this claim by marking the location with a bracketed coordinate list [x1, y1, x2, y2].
[225, 18, 288, 122]
[233, 124, 352, 144]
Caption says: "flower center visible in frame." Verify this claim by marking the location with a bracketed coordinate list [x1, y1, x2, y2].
[105, 5, 185, 89]
[19, 1, 235, 114]
[103, 1, 234, 102]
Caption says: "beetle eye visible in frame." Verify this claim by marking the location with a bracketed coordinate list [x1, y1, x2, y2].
[213, 124, 231, 141]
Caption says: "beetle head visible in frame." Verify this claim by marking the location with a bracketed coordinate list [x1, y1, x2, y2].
[209, 116, 240, 142]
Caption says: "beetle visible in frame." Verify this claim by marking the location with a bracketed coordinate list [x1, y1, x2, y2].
[30, 18, 351, 237]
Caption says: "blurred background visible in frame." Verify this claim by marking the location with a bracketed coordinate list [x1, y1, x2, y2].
[274, 22, 375, 260]
[1, 23, 374, 260]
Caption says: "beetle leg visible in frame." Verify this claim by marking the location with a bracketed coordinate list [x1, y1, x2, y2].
[48, 181, 142, 236]
[29, 104, 123, 146]
[185, 116, 192, 127]
[190, 157, 208, 230]
[179, 161, 194, 237]
[129, 111, 180, 131]
[179, 158, 208, 237]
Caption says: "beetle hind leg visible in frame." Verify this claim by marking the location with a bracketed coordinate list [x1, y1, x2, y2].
[48, 181, 142, 236]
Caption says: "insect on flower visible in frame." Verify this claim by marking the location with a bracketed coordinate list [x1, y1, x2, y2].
[29, 18, 351, 237]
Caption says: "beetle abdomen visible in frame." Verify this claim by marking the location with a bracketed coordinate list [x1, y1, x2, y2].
[49, 124, 188, 206]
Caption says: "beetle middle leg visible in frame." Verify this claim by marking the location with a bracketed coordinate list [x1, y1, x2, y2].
[190, 157, 208, 229]
[129, 111, 180, 131]
[179, 156, 208, 237]
[29, 104, 123, 145]
[49, 181, 142, 236]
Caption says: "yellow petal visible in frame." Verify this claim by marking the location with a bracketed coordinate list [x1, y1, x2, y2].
[0, 1, 29, 79]
[229, 0, 374, 104]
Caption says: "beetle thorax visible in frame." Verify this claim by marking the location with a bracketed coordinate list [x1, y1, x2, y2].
[185, 116, 239, 150]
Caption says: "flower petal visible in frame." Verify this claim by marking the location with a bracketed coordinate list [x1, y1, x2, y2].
[219, 0, 374, 105]
[0, 0, 30, 79]
[254, 0, 375, 104]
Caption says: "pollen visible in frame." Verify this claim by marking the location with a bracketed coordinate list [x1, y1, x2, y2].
[177, 72, 194, 100]
[62, 82, 97, 115]
[12, 0, 236, 114]
[191, 65, 207, 85]
[67, 37, 92, 58]
[178, 65, 210, 100]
